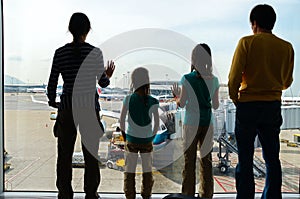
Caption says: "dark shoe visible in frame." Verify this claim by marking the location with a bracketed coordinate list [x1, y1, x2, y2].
[58, 192, 73, 199]
[85, 192, 99, 199]
[142, 195, 152, 199]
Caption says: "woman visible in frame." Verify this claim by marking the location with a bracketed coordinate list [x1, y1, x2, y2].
[172, 44, 219, 199]
[47, 13, 114, 199]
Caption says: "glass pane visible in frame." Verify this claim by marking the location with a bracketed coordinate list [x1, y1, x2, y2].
[3, 0, 300, 194]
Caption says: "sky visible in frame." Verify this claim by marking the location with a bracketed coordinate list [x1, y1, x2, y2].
[3, 0, 300, 96]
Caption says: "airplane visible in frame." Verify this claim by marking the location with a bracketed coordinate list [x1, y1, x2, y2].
[153, 94, 175, 103]
[281, 96, 300, 105]
[97, 87, 126, 101]
[98, 93, 126, 101]
[96, 83, 174, 102]
[56, 85, 63, 96]
[47, 103, 174, 147]
[100, 107, 172, 146]
[4, 83, 46, 93]
[150, 84, 173, 97]
[26, 87, 47, 93]
[47, 103, 175, 170]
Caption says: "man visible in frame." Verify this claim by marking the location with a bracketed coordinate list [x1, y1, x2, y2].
[228, 4, 294, 199]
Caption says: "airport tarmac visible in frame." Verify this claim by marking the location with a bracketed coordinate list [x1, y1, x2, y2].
[3, 93, 300, 195]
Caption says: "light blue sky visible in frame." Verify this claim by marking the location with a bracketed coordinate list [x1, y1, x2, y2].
[3, 0, 300, 96]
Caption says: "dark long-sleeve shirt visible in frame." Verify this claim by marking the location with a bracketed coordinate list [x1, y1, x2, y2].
[47, 42, 106, 110]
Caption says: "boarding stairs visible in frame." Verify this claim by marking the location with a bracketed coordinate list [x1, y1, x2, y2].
[218, 136, 266, 177]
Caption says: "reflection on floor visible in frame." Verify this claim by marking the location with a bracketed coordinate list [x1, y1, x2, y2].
[0, 192, 299, 199]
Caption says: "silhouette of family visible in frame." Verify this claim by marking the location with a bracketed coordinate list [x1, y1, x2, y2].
[47, 4, 294, 199]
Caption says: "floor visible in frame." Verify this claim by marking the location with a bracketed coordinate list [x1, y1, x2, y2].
[0, 192, 299, 199]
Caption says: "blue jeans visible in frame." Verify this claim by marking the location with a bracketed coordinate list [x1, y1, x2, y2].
[235, 101, 282, 199]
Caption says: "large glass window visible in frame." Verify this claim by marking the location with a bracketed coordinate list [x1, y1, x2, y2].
[3, 0, 300, 194]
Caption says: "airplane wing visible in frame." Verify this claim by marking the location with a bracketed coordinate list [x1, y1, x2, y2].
[30, 95, 48, 105]
[100, 110, 121, 119]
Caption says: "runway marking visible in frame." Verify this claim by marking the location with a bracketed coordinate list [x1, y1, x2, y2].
[5, 157, 41, 183]
[254, 179, 264, 192]
[30, 95, 48, 105]
[214, 176, 229, 192]
[215, 173, 299, 193]
[281, 159, 300, 192]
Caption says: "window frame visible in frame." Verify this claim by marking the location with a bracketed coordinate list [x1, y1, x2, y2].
[0, 0, 299, 196]
[0, 0, 4, 193]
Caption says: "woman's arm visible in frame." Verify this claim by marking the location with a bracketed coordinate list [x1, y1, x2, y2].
[47, 51, 60, 108]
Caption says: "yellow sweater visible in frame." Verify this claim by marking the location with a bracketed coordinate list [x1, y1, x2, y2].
[228, 33, 294, 103]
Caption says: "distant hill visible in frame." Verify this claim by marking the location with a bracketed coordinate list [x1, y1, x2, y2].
[4, 75, 25, 84]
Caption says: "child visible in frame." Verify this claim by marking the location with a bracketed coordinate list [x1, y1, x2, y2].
[120, 67, 159, 199]
[172, 44, 219, 198]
